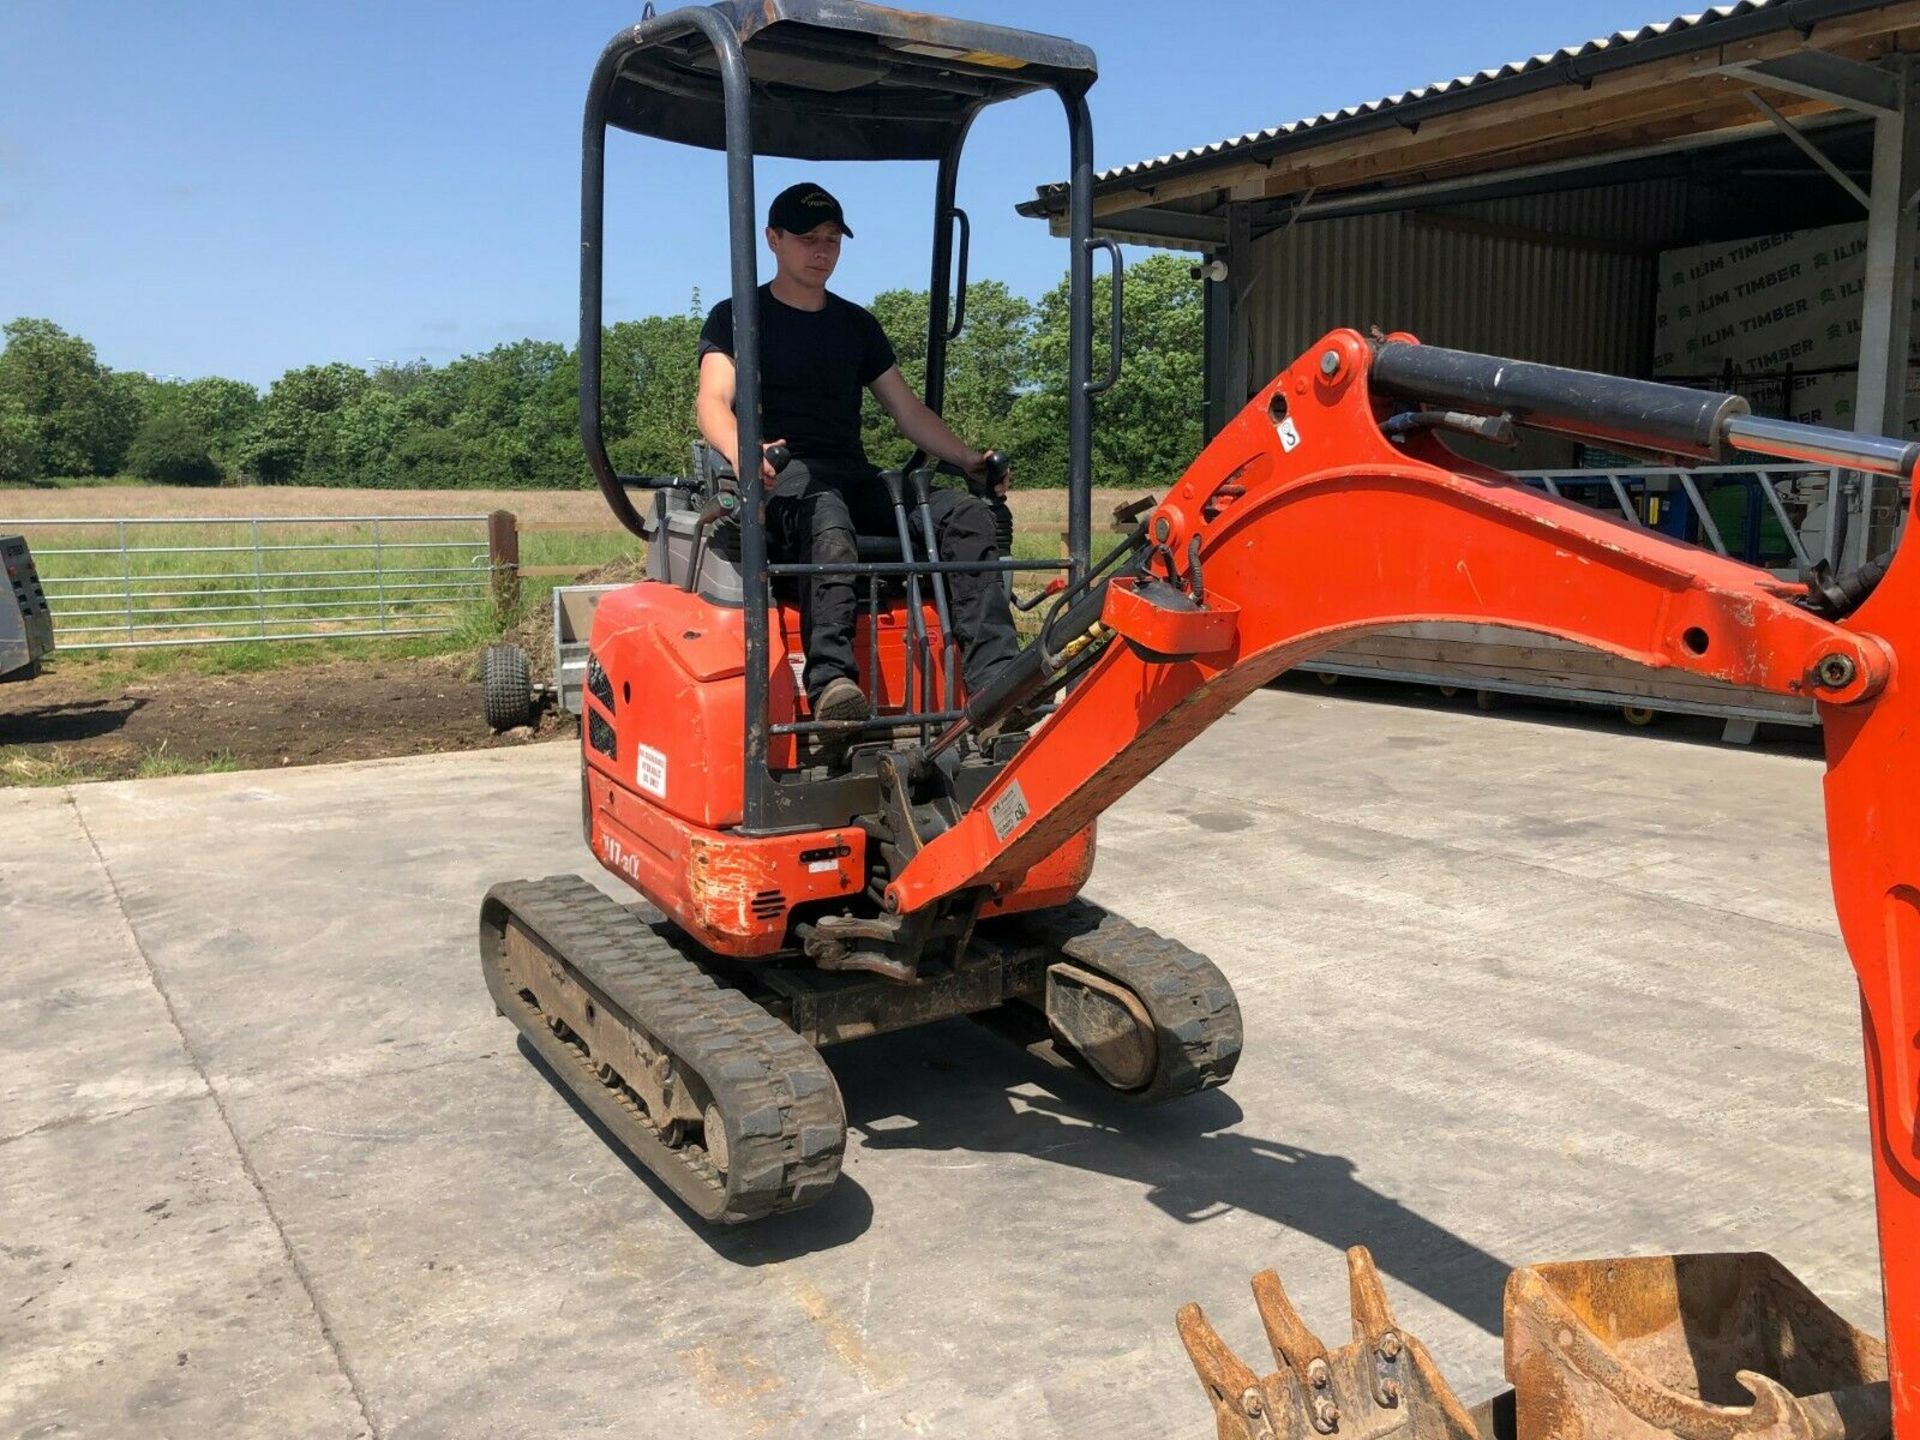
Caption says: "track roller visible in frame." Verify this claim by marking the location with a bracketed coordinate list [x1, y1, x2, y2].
[992, 898, 1243, 1103]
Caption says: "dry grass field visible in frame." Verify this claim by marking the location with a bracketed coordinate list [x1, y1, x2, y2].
[0, 485, 617, 522]
[0, 483, 1146, 527]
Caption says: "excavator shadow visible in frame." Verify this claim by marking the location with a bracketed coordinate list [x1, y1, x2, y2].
[0, 695, 147, 744]
[832, 1019, 1514, 1337]
[512, 1034, 877, 1264]
[514, 1014, 1512, 1320]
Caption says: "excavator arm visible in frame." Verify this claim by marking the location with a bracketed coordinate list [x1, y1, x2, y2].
[886, 329, 1919, 1434]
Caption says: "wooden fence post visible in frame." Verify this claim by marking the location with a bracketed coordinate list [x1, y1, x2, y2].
[488, 509, 520, 614]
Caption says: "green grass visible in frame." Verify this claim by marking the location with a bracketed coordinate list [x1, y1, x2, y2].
[0, 747, 113, 786]
[134, 742, 240, 779]
[0, 742, 245, 787]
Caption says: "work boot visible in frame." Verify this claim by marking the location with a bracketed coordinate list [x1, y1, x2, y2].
[813, 676, 871, 724]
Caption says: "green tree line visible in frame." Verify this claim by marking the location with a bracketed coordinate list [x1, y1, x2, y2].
[0, 255, 1202, 490]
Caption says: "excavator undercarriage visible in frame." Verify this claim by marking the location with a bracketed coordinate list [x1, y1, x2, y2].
[481, 879, 1239, 1221]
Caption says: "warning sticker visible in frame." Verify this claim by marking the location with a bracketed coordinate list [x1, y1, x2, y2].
[1277, 416, 1302, 452]
[988, 781, 1030, 842]
[636, 743, 667, 798]
[788, 653, 807, 692]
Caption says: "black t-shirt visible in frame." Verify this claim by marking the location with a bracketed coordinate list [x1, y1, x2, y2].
[698, 285, 896, 468]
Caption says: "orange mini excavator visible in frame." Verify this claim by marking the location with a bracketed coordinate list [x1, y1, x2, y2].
[481, 6, 1918, 1436]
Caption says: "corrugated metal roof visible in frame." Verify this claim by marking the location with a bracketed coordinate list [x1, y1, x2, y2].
[1023, 0, 1891, 209]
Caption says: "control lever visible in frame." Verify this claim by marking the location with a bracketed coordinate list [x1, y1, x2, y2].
[695, 491, 738, 527]
[683, 444, 781, 593]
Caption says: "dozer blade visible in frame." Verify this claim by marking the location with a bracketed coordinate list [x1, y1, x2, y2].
[1177, 1246, 1484, 1439]
[1503, 1254, 1889, 1440]
[1179, 1251, 1890, 1440]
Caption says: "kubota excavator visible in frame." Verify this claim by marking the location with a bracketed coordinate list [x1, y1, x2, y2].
[480, 6, 1917, 1436]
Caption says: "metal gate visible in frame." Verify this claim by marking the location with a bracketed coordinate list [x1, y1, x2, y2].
[0, 513, 496, 650]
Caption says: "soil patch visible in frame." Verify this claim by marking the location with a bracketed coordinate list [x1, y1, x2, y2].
[0, 653, 568, 783]
[500, 553, 649, 679]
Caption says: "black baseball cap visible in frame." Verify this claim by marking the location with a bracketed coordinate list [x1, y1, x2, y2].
[767, 182, 852, 238]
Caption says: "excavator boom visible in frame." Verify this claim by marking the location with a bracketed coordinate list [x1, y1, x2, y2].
[885, 329, 1918, 1434]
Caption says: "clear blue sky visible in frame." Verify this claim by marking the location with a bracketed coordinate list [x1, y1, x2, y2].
[2, 1, 1673, 388]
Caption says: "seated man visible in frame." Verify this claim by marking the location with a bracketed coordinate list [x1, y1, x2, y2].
[694, 181, 1020, 726]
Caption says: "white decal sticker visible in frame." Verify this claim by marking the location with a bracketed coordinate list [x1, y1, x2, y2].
[807, 859, 838, 874]
[1277, 416, 1302, 452]
[788, 653, 807, 692]
[988, 780, 1030, 842]
[636, 743, 667, 798]
[602, 835, 641, 882]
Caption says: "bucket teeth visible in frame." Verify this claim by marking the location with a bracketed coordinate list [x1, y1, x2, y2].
[1345, 1246, 1395, 1346]
[1176, 1247, 1480, 1440]
[1251, 1266, 1330, 1383]
[1176, 1302, 1272, 1433]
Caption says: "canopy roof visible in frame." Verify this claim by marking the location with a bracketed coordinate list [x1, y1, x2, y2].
[606, 0, 1097, 161]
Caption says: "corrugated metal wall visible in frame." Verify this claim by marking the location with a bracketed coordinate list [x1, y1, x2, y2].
[1239, 179, 1691, 392]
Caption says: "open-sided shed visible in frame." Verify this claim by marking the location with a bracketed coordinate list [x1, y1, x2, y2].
[1021, 0, 1920, 733]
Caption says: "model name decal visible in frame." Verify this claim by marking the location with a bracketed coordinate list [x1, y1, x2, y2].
[602, 834, 641, 882]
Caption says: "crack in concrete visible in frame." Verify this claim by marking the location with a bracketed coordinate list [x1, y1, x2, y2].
[70, 791, 384, 1440]
[0, 1092, 204, 1149]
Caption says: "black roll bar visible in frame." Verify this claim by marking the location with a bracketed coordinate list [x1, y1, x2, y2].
[1062, 87, 1095, 582]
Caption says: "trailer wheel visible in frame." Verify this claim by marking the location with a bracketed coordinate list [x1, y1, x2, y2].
[483, 643, 535, 732]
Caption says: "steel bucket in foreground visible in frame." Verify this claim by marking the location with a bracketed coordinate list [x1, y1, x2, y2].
[1177, 1250, 1889, 1440]
[1504, 1253, 1889, 1440]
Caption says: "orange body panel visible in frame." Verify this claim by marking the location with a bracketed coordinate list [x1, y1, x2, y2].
[585, 766, 863, 957]
[580, 575, 1097, 956]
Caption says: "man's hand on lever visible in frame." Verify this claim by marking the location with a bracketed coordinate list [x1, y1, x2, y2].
[759, 439, 790, 483]
[959, 448, 1011, 499]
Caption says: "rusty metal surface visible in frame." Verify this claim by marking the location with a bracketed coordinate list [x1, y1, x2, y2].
[1044, 961, 1157, 1090]
[750, 944, 1048, 1047]
[1504, 1254, 1889, 1440]
[1178, 1247, 1485, 1439]
[1183, 1252, 1889, 1440]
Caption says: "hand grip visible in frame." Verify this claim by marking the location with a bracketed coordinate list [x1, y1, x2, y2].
[945, 206, 970, 341]
[763, 442, 791, 476]
[1087, 238, 1124, 396]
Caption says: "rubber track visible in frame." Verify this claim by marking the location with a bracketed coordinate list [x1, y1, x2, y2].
[481, 876, 846, 1224]
[1014, 899, 1243, 1103]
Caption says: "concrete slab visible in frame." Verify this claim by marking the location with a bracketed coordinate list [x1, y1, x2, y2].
[0, 691, 1881, 1439]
